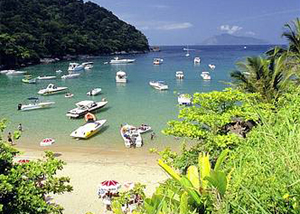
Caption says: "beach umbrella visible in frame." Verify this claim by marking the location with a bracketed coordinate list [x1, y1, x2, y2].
[98, 180, 121, 196]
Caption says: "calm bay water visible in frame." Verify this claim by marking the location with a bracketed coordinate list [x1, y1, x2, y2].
[0, 45, 272, 150]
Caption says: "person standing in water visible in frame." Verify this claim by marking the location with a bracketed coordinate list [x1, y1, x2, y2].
[18, 123, 23, 132]
[7, 132, 13, 145]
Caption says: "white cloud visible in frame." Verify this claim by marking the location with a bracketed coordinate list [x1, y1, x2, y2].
[245, 31, 256, 36]
[156, 22, 193, 30]
[219, 25, 243, 34]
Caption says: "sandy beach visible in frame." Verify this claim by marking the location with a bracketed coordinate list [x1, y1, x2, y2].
[15, 145, 169, 214]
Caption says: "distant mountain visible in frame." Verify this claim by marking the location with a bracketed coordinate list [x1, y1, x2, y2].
[201, 34, 268, 45]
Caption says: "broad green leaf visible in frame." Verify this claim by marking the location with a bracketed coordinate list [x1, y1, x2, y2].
[180, 191, 189, 214]
[205, 171, 227, 197]
[187, 165, 199, 189]
[198, 152, 211, 190]
[214, 149, 229, 171]
[180, 176, 202, 205]
[158, 159, 181, 182]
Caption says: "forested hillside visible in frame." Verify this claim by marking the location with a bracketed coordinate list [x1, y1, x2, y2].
[0, 0, 149, 68]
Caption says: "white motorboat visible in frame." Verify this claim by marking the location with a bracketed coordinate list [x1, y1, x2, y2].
[178, 94, 192, 106]
[116, 71, 127, 83]
[137, 124, 152, 134]
[153, 58, 163, 65]
[82, 62, 94, 69]
[68, 63, 84, 72]
[18, 97, 55, 111]
[70, 119, 107, 139]
[120, 124, 143, 148]
[61, 73, 80, 79]
[208, 64, 216, 70]
[87, 88, 101, 96]
[149, 81, 168, 90]
[38, 84, 68, 95]
[1, 70, 16, 74]
[185, 45, 190, 57]
[6, 70, 26, 75]
[201, 71, 211, 80]
[176, 71, 184, 79]
[37, 76, 56, 80]
[65, 93, 74, 98]
[56, 70, 63, 73]
[194, 57, 201, 64]
[110, 57, 135, 64]
[66, 100, 108, 119]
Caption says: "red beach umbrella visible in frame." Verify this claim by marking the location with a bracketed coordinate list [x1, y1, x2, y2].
[98, 180, 121, 196]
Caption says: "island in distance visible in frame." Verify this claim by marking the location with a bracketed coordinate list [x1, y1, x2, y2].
[201, 33, 269, 45]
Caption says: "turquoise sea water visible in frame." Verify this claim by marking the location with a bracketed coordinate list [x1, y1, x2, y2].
[0, 45, 272, 150]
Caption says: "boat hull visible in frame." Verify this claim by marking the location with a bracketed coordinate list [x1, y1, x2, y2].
[70, 120, 107, 139]
[20, 102, 55, 111]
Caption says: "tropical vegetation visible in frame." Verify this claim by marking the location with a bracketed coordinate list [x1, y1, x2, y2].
[0, 0, 149, 68]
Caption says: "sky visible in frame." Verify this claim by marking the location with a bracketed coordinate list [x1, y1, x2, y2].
[90, 0, 300, 45]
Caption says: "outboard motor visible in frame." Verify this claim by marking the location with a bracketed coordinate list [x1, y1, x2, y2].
[17, 104, 22, 110]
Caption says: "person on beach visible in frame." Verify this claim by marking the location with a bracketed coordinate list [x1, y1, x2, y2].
[18, 123, 23, 132]
[7, 132, 13, 145]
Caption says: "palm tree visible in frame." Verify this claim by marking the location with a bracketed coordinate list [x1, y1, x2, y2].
[231, 54, 293, 103]
[283, 18, 300, 55]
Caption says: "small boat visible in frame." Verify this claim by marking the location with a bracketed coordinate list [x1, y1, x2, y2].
[153, 58, 163, 65]
[22, 75, 36, 84]
[116, 71, 127, 83]
[65, 93, 74, 98]
[66, 100, 108, 119]
[82, 62, 94, 69]
[185, 45, 190, 57]
[194, 57, 201, 64]
[137, 124, 152, 134]
[178, 94, 192, 106]
[61, 73, 80, 79]
[176, 71, 184, 79]
[149, 81, 168, 90]
[201, 71, 211, 80]
[40, 138, 55, 146]
[1, 70, 16, 74]
[38, 84, 68, 95]
[18, 97, 55, 111]
[208, 64, 216, 70]
[6, 70, 26, 75]
[110, 57, 135, 64]
[120, 124, 143, 148]
[68, 63, 84, 72]
[37, 75, 56, 80]
[56, 70, 63, 73]
[70, 114, 106, 139]
[87, 88, 102, 96]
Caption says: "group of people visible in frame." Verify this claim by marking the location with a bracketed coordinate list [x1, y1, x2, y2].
[7, 123, 22, 145]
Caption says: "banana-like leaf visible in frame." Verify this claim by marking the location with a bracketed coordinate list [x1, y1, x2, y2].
[111, 201, 123, 214]
[180, 191, 189, 214]
[205, 171, 227, 197]
[187, 165, 200, 190]
[158, 159, 181, 182]
[198, 152, 211, 190]
[214, 149, 229, 171]
[180, 176, 202, 205]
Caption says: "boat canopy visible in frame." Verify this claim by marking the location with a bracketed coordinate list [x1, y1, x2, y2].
[75, 100, 96, 108]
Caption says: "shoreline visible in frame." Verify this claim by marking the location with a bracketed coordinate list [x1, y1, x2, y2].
[15, 144, 169, 213]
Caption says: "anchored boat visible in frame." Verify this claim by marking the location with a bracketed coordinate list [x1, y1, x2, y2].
[149, 81, 168, 90]
[66, 100, 108, 119]
[18, 97, 55, 111]
[38, 84, 68, 95]
[120, 124, 143, 148]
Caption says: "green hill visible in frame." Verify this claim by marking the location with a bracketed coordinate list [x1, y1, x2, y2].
[0, 0, 149, 68]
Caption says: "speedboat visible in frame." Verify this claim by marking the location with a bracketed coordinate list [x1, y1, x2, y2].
[87, 88, 101, 96]
[153, 58, 163, 65]
[137, 124, 152, 134]
[176, 71, 184, 79]
[6, 70, 26, 75]
[17, 97, 55, 111]
[65, 93, 74, 98]
[120, 124, 143, 148]
[110, 57, 135, 64]
[22, 75, 36, 84]
[66, 100, 108, 119]
[70, 113, 106, 139]
[82, 62, 94, 69]
[38, 84, 68, 95]
[1, 70, 16, 74]
[37, 76, 56, 80]
[178, 94, 192, 106]
[68, 63, 84, 72]
[116, 71, 127, 83]
[61, 73, 80, 79]
[56, 70, 63, 73]
[208, 64, 216, 70]
[149, 81, 168, 90]
[201, 71, 211, 80]
[194, 57, 201, 64]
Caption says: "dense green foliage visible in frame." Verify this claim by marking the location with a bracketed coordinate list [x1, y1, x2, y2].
[0, 0, 149, 68]
[0, 120, 73, 213]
